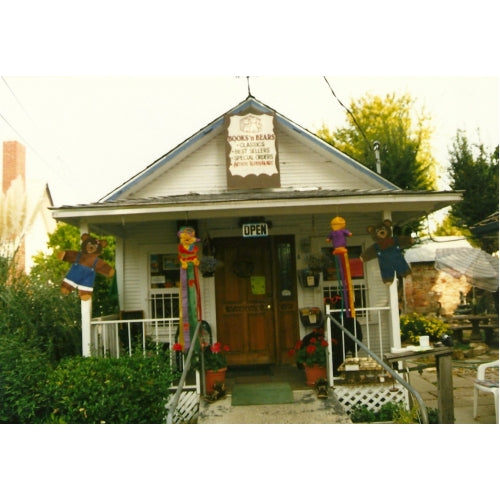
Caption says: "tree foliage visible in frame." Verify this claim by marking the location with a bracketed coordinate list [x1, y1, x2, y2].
[317, 92, 437, 191]
[0, 254, 81, 363]
[1, 223, 118, 364]
[446, 131, 498, 252]
[31, 222, 119, 317]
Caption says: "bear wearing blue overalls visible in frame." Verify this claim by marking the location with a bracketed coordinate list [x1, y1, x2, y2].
[58, 233, 115, 300]
[360, 220, 414, 285]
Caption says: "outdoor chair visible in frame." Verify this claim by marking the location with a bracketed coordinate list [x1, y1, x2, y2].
[473, 360, 499, 424]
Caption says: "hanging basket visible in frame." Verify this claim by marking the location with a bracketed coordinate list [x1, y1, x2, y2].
[298, 269, 321, 288]
[300, 307, 323, 327]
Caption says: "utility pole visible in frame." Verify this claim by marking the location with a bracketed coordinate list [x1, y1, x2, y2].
[373, 140, 381, 174]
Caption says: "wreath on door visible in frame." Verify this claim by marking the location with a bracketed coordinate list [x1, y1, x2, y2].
[232, 259, 254, 278]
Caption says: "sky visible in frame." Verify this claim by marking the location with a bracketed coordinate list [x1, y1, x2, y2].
[0, 75, 497, 206]
[1, 2, 499, 209]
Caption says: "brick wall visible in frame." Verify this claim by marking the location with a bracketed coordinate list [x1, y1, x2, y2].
[2, 141, 26, 193]
[404, 262, 472, 316]
[2, 141, 27, 272]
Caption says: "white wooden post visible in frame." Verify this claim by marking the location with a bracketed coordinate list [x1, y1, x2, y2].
[114, 235, 124, 311]
[388, 279, 401, 349]
[79, 220, 92, 357]
[325, 304, 334, 386]
[383, 210, 401, 349]
[81, 298, 92, 356]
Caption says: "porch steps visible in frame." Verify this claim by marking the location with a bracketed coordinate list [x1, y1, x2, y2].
[197, 388, 353, 424]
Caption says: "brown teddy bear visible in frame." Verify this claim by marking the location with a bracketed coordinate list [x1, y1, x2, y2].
[58, 233, 115, 300]
[360, 219, 413, 285]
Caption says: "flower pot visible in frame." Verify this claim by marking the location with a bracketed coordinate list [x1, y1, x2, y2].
[304, 364, 327, 386]
[205, 367, 227, 393]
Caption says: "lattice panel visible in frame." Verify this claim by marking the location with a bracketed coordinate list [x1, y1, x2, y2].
[334, 384, 408, 414]
[166, 389, 199, 424]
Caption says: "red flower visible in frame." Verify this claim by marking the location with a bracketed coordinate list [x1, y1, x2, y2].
[309, 337, 317, 344]
[222, 344, 230, 352]
[294, 340, 303, 350]
[321, 340, 328, 348]
[210, 342, 222, 354]
[288, 348, 296, 358]
[306, 344, 317, 355]
[172, 343, 183, 352]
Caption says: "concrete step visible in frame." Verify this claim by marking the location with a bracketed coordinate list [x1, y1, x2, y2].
[197, 388, 353, 424]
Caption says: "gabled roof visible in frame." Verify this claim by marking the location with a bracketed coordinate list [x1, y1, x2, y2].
[470, 211, 499, 236]
[51, 95, 462, 234]
[100, 96, 398, 202]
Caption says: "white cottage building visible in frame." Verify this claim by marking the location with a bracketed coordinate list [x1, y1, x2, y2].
[51, 96, 461, 375]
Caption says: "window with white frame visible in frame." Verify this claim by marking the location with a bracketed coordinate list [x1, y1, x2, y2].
[149, 253, 180, 321]
[320, 245, 367, 317]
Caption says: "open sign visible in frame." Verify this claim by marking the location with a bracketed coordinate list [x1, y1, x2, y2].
[242, 222, 269, 238]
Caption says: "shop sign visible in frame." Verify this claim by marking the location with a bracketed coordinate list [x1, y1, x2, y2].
[242, 222, 269, 238]
[225, 111, 280, 189]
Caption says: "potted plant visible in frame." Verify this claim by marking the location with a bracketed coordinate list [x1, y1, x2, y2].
[188, 341, 230, 394]
[288, 328, 328, 386]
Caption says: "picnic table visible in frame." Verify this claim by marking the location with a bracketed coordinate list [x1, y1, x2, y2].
[384, 346, 454, 424]
[446, 314, 498, 343]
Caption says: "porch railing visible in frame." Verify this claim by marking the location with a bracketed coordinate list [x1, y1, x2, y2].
[325, 305, 429, 424]
[166, 320, 203, 424]
[90, 315, 179, 357]
[91, 315, 201, 423]
[327, 305, 391, 360]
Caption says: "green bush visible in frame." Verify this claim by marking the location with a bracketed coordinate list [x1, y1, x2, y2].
[1, 334, 176, 424]
[349, 401, 438, 423]
[1, 255, 81, 363]
[45, 351, 175, 424]
[400, 313, 450, 345]
[0, 336, 53, 423]
[349, 404, 377, 423]
[377, 401, 402, 421]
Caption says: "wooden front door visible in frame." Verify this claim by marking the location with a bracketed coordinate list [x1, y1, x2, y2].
[214, 236, 299, 366]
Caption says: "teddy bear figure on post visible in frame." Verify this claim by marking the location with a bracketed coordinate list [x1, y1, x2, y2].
[360, 219, 414, 285]
[58, 233, 115, 300]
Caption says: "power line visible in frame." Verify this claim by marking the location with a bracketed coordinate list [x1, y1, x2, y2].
[1, 77, 35, 125]
[323, 76, 374, 155]
[0, 77, 75, 193]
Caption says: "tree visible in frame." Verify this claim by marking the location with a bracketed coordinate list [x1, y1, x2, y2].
[0, 253, 81, 363]
[446, 131, 498, 252]
[317, 92, 437, 191]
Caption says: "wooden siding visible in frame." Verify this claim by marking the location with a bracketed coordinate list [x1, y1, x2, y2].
[125, 123, 384, 200]
[129, 133, 227, 198]
[276, 130, 381, 191]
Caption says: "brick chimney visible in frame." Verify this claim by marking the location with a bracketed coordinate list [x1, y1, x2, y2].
[2, 140, 27, 272]
[3, 140, 26, 193]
